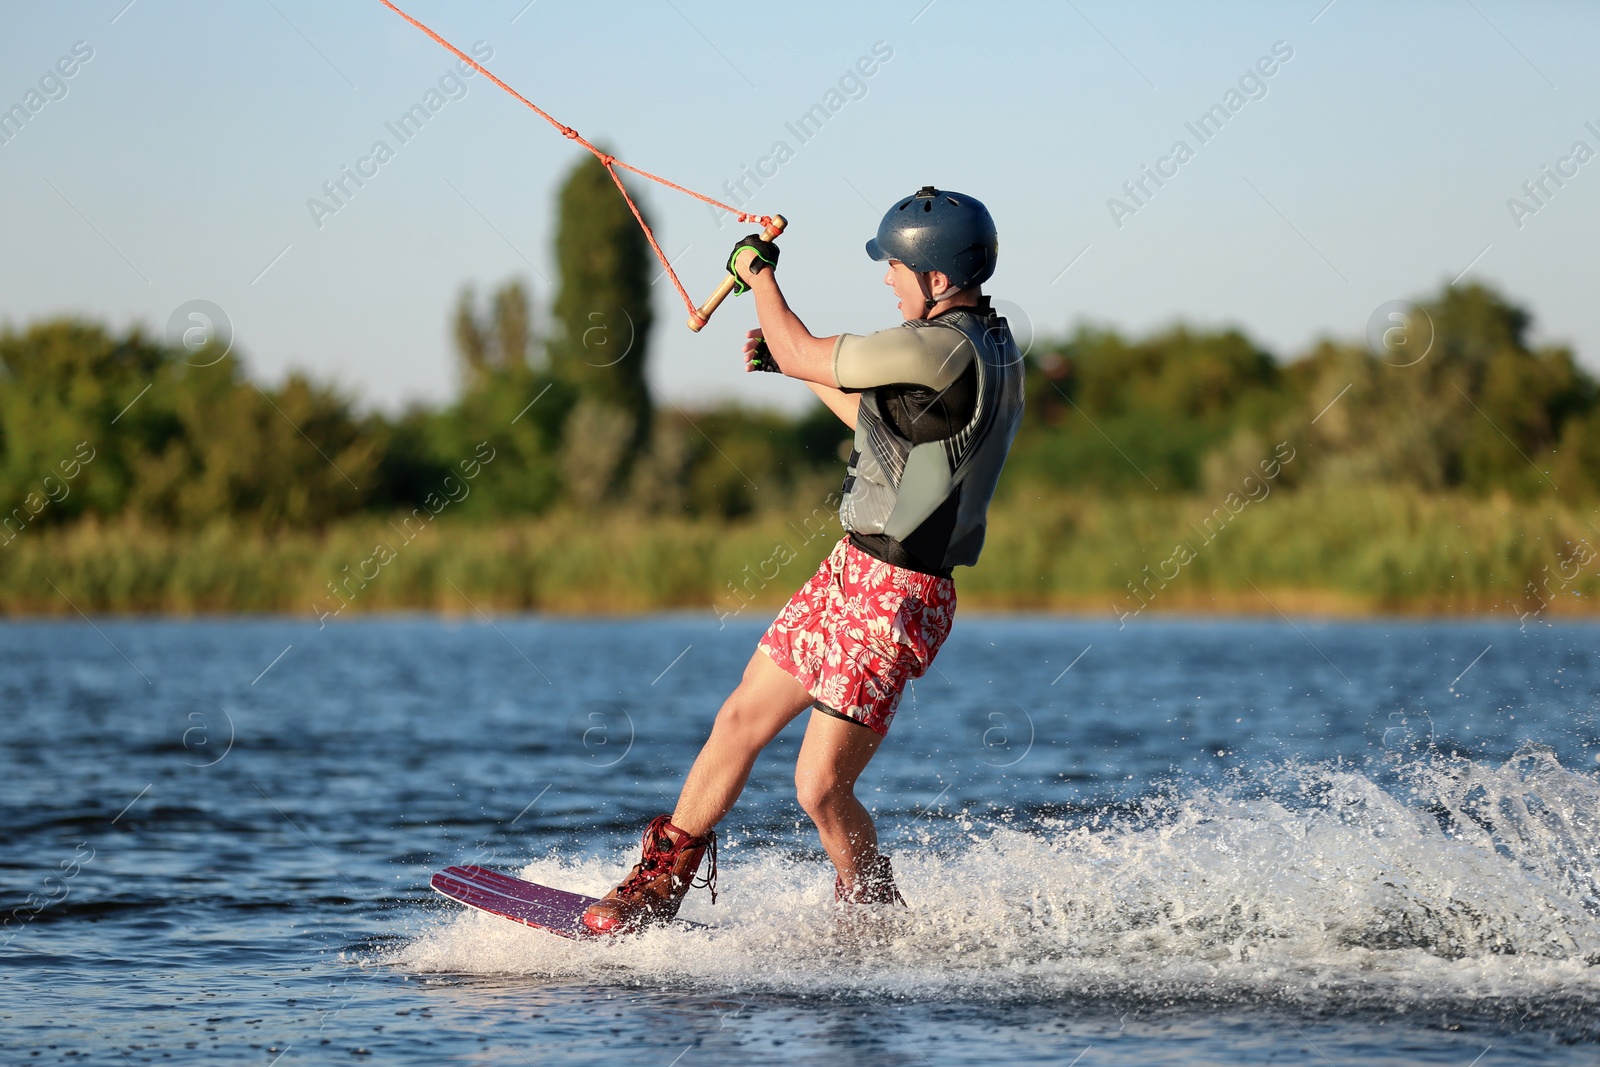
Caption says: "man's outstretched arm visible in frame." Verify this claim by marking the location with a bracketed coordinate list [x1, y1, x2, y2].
[732, 246, 860, 427]
[729, 245, 838, 387]
[745, 270, 839, 385]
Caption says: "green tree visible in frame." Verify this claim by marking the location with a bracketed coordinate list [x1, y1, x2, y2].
[548, 151, 655, 505]
[0, 318, 383, 530]
[454, 278, 536, 391]
[131, 365, 381, 528]
[1014, 324, 1289, 493]
[0, 318, 162, 525]
[441, 277, 571, 517]
[1429, 284, 1593, 494]
[1296, 283, 1597, 497]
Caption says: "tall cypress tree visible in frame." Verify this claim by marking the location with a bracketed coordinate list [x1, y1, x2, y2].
[549, 151, 655, 502]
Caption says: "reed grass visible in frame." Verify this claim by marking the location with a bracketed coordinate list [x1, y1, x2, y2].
[5, 488, 1597, 619]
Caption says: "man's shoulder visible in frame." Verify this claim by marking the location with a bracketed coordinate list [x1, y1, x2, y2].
[834, 320, 976, 392]
[879, 318, 974, 349]
[898, 319, 978, 364]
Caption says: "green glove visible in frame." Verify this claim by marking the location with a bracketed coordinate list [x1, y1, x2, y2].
[726, 234, 780, 295]
[747, 337, 781, 373]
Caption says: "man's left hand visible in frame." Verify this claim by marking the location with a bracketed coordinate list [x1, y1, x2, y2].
[744, 330, 781, 373]
[727, 234, 780, 294]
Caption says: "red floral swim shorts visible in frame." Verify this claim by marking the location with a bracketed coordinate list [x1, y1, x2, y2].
[759, 536, 957, 735]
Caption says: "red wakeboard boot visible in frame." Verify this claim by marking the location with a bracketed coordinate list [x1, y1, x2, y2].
[834, 854, 906, 907]
[582, 815, 716, 934]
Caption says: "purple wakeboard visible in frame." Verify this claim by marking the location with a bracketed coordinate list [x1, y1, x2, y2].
[430, 864, 705, 938]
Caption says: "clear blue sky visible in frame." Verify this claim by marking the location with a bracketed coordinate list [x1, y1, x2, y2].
[2, 0, 1597, 413]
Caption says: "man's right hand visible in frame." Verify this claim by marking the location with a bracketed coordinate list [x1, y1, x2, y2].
[727, 234, 780, 295]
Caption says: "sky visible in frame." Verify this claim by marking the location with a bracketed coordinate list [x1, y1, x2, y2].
[2, 0, 1597, 415]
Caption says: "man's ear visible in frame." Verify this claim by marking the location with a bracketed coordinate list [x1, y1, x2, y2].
[927, 270, 953, 299]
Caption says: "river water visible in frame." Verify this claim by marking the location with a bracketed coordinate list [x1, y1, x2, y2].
[2, 614, 1597, 1064]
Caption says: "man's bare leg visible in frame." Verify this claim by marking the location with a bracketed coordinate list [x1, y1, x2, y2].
[669, 649, 815, 837]
[583, 650, 810, 933]
[793, 709, 886, 889]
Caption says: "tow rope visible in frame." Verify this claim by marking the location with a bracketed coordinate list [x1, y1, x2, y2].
[375, 0, 785, 330]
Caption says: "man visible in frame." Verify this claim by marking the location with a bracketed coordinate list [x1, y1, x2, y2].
[582, 186, 1025, 933]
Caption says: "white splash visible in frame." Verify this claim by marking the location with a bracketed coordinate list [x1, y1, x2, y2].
[393, 747, 1600, 1008]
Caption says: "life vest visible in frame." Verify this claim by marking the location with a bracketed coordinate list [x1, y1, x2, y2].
[839, 302, 1025, 570]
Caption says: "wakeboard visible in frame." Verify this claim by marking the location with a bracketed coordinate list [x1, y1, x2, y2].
[430, 864, 704, 938]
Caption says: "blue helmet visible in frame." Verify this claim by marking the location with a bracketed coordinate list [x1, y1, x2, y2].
[865, 186, 998, 291]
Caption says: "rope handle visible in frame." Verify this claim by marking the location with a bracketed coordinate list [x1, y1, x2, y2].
[687, 215, 788, 333]
[375, 0, 780, 331]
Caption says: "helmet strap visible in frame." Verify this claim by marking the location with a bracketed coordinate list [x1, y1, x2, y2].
[916, 271, 963, 319]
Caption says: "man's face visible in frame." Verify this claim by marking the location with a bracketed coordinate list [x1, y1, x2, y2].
[884, 260, 931, 320]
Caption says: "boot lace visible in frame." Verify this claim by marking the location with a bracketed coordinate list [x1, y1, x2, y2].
[692, 831, 718, 904]
[615, 815, 718, 904]
[615, 815, 674, 895]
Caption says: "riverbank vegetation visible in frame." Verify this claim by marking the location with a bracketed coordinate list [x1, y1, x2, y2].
[4, 487, 1596, 621]
[4, 154, 1598, 619]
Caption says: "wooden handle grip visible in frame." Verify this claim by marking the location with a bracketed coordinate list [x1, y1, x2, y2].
[687, 215, 788, 332]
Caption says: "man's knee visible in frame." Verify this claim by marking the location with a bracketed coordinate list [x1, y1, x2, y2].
[711, 685, 773, 748]
[795, 766, 850, 820]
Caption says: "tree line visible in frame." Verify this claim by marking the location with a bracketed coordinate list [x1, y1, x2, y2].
[1015, 281, 1599, 501]
[4, 154, 1599, 541]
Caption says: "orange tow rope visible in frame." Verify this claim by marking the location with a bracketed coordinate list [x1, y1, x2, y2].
[375, 0, 774, 321]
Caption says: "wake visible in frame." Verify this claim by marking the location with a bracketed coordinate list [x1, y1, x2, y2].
[393, 746, 1600, 1010]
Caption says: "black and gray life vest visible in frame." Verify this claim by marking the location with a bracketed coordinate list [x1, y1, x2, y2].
[839, 303, 1025, 571]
